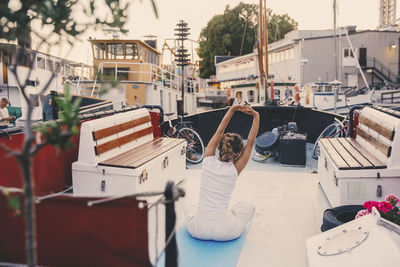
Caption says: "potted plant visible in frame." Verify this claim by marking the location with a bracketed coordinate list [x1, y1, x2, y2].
[355, 194, 400, 227]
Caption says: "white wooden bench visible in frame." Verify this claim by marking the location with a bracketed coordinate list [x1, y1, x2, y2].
[72, 108, 187, 197]
[318, 106, 400, 206]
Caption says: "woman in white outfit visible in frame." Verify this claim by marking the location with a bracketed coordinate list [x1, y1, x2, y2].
[186, 104, 260, 241]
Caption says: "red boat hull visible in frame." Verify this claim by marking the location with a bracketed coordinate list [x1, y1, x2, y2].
[0, 110, 162, 266]
[0, 193, 151, 266]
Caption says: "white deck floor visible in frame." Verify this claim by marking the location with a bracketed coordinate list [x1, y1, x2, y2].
[181, 145, 331, 267]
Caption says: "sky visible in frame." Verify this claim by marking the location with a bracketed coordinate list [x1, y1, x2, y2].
[35, 0, 393, 65]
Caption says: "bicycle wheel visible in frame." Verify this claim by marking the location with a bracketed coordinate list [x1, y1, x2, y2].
[176, 126, 204, 164]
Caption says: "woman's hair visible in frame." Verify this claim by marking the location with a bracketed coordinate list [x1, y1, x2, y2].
[218, 133, 244, 162]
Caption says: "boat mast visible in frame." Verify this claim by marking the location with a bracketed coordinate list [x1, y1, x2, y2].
[264, 0, 269, 102]
[333, 0, 338, 81]
[257, 0, 265, 103]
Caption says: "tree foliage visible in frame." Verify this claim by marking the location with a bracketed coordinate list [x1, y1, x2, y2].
[198, 2, 298, 78]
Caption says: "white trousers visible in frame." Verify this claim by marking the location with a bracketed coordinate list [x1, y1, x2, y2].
[185, 201, 255, 241]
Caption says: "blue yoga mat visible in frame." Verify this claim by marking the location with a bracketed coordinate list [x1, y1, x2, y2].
[156, 223, 251, 267]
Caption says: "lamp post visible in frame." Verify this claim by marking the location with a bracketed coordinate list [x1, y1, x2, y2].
[174, 20, 190, 120]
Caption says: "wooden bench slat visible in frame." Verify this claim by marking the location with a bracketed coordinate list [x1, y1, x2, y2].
[103, 138, 173, 166]
[345, 138, 386, 168]
[93, 116, 151, 141]
[320, 138, 349, 169]
[124, 139, 185, 168]
[95, 126, 153, 155]
[359, 114, 394, 141]
[99, 138, 185, 169]
[356, 127, 391, 157]
[328, 138, 362, 169]
[337, 138, 374, 169]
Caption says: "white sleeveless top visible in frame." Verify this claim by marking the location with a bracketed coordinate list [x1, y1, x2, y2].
[198, 156, 239, 212]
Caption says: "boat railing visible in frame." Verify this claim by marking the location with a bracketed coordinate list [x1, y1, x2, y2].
[381, 90, 400, 104]
[88, 61, 197, 98]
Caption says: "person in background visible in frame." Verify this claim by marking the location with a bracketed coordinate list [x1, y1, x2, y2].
[186, 103, 260, 241]
[0, 98, 15, 129]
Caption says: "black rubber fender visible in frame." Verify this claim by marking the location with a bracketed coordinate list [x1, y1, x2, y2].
[321, 205, 364, 232]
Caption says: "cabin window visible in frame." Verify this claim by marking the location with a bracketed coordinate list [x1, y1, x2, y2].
[125, 43, 138, 60]
[248, 90, 255, 102]
[47, 60, 54, 72]
[55, 62, 61, 73]
[168, 92, 172, 112]
[29, 94, 40, 107]
[17, 50, 32, 67]
[140, 46, 144, 62]
[160, 90, 164, 106]
[185, 96, 187, 112]
[102, 67, 129, 80]
[94, 43, 106, 60]
[37, 57, 45, 69]
[146, 49, 151, 63]
[325, 86, 333, 92]
[106, 43, 124, 60]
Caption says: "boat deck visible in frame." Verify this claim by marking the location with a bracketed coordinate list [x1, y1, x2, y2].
[181, 144, 331, 267]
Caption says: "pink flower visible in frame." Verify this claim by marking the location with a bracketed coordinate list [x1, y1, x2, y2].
[376, 201, 393, 214]
[385, 194, 400, 206]
[363, 201, 380, 212]
[356, 209, 370, 219]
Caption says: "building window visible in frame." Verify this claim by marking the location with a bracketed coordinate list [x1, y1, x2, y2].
[343, 48, 355, 58]
[106, 43, 124, 60]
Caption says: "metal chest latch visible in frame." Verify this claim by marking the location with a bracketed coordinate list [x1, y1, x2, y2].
[377, 185, 382, 198]
[101, 180, 106, 192]
[181, 146, 186, 156]
[162, 156, 169, 169]
[333, 173, 338, 187]
[139, 169, 148, 184]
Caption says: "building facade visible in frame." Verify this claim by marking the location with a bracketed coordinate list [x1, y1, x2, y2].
[214, 27, 400, 101]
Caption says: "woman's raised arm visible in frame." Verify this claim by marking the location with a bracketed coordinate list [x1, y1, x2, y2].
[234, 107, 259, 174]
[204, 105, 241, 157]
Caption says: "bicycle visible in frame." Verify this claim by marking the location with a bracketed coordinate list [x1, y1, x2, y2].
[162, 112, 205, 164]
[311, 117, 350, 159]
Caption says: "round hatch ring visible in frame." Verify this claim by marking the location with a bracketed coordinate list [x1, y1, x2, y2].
[317, 226, 369, 256]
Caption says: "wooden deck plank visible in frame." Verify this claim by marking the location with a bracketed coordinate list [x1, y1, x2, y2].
[359, 114, 394, 141]
[356, 127, 391, 157]
[328, 138, 362, 169]
[319, 138, 349, 169]
[345, 138, 386, 168]
[337, 138, 374, 168]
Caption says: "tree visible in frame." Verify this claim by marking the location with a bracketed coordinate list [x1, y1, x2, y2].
[198, 2, 298, 78]
[0, 1, 157, 266]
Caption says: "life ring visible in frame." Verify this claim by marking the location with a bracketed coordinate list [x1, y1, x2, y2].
[321, 205, 363, 232]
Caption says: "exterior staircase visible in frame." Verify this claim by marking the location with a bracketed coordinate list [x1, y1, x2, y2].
[362, 57, 398, 84]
